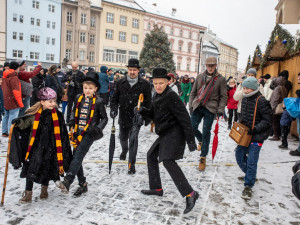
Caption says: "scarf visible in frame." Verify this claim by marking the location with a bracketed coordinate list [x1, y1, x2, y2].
[182, 78, 190, 84]
[25, 108, 64, 175]
[127, 75, 138, 87]
[196, 70, 219, 105]
[243, 88, 259, 97]
[71, 94, 96, 148]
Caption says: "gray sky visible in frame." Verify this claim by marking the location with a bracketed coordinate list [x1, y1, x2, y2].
[148, 0, 278, 71]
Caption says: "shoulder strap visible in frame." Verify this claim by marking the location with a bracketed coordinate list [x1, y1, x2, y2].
[252, 95, 262, 129]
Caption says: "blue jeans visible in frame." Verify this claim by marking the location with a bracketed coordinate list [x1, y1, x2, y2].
[235, 143, 262, 188]
[62, 101, 68, 114]
[191, 106, 215, 157]
[0, 87, 4, 122]
[297, 119, 300, 152]
[65, 134, 94, 185]
[19, 96, 30, 117]
[2, 108, 20, 134]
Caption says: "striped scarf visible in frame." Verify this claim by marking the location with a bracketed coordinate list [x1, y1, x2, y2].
[196, 71, 219, 105]
[70, 94, 96, 148]
[25, 108, 64, 175]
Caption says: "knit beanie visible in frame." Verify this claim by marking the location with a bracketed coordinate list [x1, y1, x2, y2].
[246, 68, 257, 77]
[38, 87, 57, 100]
[242, 77, 258, 90]
[9, 61, 20, 70]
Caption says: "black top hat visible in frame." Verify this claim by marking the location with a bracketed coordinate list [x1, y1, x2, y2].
[152, 67, 170, 80]
[126, 58, 140, 68]
[84, 72, 100, 89]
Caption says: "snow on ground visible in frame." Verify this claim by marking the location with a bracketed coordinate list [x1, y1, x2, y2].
[0, 114, 300, 225]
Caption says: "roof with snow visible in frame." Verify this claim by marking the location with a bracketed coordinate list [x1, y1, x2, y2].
[102, 0, 144, 11]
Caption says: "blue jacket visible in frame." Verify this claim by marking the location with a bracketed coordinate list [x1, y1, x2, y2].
[98, 66, 113, 93]
[280, 110, 293, 126]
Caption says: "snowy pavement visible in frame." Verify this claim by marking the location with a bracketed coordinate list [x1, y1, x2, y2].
[1, 116, 300, 225]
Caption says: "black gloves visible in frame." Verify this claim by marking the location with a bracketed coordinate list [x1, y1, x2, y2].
[188, 143, 197, 152]
[217, 112, 223, 118]
[134, 106, 146, 114]
[110, 110, 117, 119]
[12, 118, 21, 125]
[87, 126, 103, 139]
[247, 127, 256, 135]
[68, 120, 75, 130]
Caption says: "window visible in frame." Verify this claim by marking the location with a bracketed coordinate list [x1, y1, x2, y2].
[12, 50, 23, 58]
[65, 49, 71, 60]
[120, 16, 127, 26]
[19, 33, 23, 40]
[66, 30, 72, 41]
[128, 51, 138, 59]
[52, 22, 56, 29]
[180, 30, 183, 37]
[37, 19, 40, 26]
[119, 32, 126, 42]
[147, 23, 151, 31]
[13, 32, 17, 40]
[31, 17, 35, 25]
[170, 42, 173, 50]
[48, 4, 55, 13]
[19, 15, 24, 23]
[30, 52, 39, 60]
[81, 14, 86, 24]
[46, 54, 55, 61]
[177, 62, 181, 70]
[189, 31, 192, 39]
[91, 16, 96, 27]
[89, 52, 94, 62]
[187, 63, 190, 71]
[103, 49, 114, 62]
[13, 14, 17, 22]
[171, 28, 174, 35]
[32, 1, 39, 9]
[67, 12, 72, 23]
[90, 34, 95, 45]
[106, 29, 113, 39]
[106, 13, 114, 23]
[80, 32, 86, 43]
[46, 37, 50, 44]
[178, 43, 182, 51]
[116, 49, 127, 63]
[47, 21, 50, 28]
[52, 38, 55, 45]
[79, 50, 85, 61]
[132, 34, 138, 44]
[188, 45, 191, 53]
[15, 0, 22, 4]
[30, 35, 40, 43]
[132, 18, 139, 28]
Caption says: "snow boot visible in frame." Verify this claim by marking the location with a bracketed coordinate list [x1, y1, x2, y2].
[40, 185, 48, 199]
[198, 157, 206, 171]
[289, 150, 300, 156]
[278, 144, 288, 149]
[184, 191, 199, 214]
[241, 186, 252, 200]
[197, 142, 202, 151]
[56, 179, 70, 194]
[19, 191, 32, 204]
[73, 182, 88, 197]
[128, 164, 136, 174]
[141, 189, 163, 196]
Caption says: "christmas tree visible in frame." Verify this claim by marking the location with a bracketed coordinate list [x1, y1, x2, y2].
[140, 25, 176, 74]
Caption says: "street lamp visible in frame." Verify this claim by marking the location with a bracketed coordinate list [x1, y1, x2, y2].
[197, 30, 205, 75]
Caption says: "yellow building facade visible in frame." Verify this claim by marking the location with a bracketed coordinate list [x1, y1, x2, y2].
[99, 0, 145, 70]
[218, 42, 238, 79]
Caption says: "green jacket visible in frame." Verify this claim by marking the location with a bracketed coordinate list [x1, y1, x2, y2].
[180, 82, 191, 102]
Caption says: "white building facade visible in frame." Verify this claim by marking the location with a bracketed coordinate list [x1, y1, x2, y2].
[6, 0, 62, 69]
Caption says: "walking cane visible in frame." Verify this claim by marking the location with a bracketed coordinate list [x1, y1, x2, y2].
[1, 124, 15, 206]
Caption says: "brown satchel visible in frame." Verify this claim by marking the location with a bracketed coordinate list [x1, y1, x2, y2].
[229, 96, 262, 147]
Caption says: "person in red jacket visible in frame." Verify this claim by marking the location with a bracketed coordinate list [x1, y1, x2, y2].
[16, 60, 42, 116]
[227, 78, 238, 130]
[1, 61, 24, 136]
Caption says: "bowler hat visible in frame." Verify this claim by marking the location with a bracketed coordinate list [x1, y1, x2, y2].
[152, 68, 170, 80]
[84, 71, 100, 89]
[126, 58, 140, 68]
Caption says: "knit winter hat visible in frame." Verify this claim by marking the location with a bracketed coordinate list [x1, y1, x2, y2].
[242, 77, 258, 90]
[246, 68, 257, 77]
[38, 87, 57, 100]
[4, 62, 10, 67]
[9, 61, 20, 70]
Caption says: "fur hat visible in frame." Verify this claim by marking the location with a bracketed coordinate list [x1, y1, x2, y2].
[9, 61, 20, 70]
[242, 77, 258, 90]
[38, 87, 57, 100]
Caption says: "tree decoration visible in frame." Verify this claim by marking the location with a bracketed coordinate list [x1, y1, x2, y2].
[250, 45, 262, 68]
[283, 39, 287, 44]
[268, 40, 271, 44]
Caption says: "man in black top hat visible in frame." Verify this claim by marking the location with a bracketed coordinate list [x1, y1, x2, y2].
[110, 58, 152, 174]
[138, 67, 198, 214]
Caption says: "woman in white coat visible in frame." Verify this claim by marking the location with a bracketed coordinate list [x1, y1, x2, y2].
[167, 73, 179, 95]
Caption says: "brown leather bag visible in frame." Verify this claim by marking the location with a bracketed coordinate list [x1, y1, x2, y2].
[229, 96, 262, 147]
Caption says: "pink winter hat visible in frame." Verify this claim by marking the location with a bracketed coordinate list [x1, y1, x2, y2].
[38, 87, 57, 100]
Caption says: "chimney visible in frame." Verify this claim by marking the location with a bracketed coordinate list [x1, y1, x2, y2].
[152, 3, 157, 6]
[172, 8, 177, 16]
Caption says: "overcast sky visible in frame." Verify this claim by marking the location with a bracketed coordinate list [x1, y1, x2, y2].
[147, 0, 278, 71]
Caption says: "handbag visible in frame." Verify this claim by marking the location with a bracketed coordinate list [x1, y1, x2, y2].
[229, 96, 262, 147]
[19, 80, 33, 96]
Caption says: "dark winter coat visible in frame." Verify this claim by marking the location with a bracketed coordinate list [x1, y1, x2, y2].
[10, 109, 72, 183]
[227, 86, 238, 109]
[62, 70, 84, 98]
[110, 76, 152, 128]
[99, 66, 114, 94]
[45, 74, 62, 103]
[270, 77, 288, 110]
[31, 73, 45, 105]
[139, 86, 195, 162]
[240, 91, 272, 143]
[280, 110, 293, 127]
[70, 94, 108, 141]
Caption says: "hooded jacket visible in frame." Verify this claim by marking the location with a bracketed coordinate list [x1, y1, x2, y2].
[98, 66, 114, 94]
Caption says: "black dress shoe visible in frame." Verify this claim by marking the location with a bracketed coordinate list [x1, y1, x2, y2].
[290, 150, 300, 156]
[73, 182, 88, 197]
[278, 144, 288, 149]
[128, 164, 136, 174]
[141, 189, 163, 196]
[120, 152, 127, 160]
[184, 191, 199, 214]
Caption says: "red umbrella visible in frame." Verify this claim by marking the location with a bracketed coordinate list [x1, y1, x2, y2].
[212, 118, 219, 161]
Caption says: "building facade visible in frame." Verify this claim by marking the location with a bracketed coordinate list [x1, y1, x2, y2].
[200, 41, 219, 73]
[60, 0, 102, 70]
[98, 0, 144, 71]
[276, 0, 300, 24]
[0, 0, 6, 65]
[218, 42, 238, 79]
[6, 0, 62, 69]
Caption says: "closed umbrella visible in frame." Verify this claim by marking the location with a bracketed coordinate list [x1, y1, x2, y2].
[212, 118, 219, 161]
[108, 118, 116, 174]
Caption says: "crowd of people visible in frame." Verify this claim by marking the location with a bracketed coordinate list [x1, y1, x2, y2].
[0, 56, 299, 213]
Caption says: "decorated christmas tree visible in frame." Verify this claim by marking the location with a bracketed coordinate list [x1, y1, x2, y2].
[140, 25, 176, 74]
[245, 55, 251, 73]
